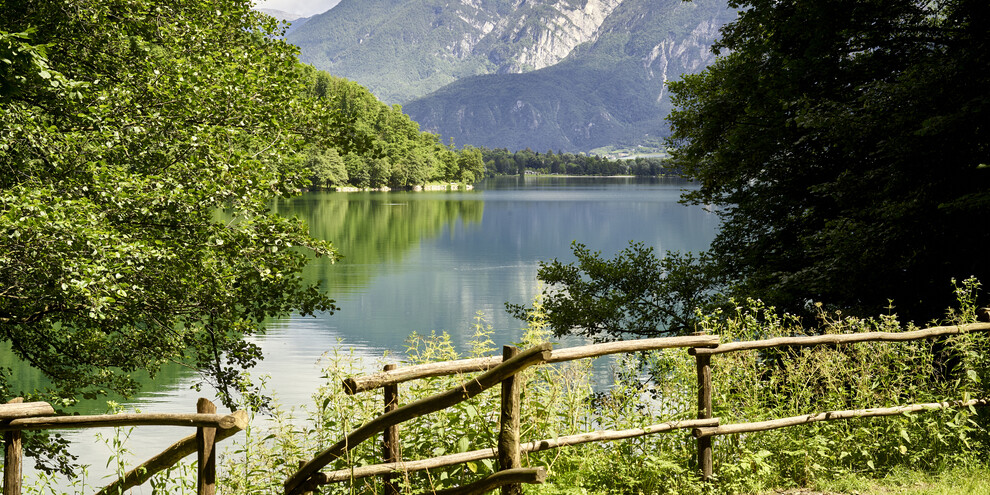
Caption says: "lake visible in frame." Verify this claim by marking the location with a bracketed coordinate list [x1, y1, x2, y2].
[17, 175, 719, 485]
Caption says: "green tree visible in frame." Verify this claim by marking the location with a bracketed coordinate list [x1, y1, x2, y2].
[507, 242, 726, 341]
[456, 145, 486, 183]
[369, 157, 392, 188]
[344, 152, 370, 187]
[305, 147, 349, 188]
[667, 0, 990, 321]
[0, 0, 337, 412]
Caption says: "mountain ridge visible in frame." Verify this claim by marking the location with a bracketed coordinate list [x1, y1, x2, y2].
[405, 0, 732, 151]
[284, 0, 734, 152]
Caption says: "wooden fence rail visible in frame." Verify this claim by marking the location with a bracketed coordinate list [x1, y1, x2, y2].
[0, 398, 247, 495]
[315, 418, 720, 483]
[306, 322, 990, 494]
[343, 335, 720, 394]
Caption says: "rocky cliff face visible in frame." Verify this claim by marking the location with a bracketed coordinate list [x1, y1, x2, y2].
[480, 0, 624, 73]
[403, 0, 734, 152]
[286, 0, 629, 104]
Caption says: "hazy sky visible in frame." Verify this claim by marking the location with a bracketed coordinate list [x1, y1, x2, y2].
[255, 0, 340, 17]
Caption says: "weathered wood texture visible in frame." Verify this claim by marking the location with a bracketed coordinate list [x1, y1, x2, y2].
[695, 353, 713, 481]
[0, 402, 54, 421]
[382, 363, 401, 495]
[95, 410, 248, 495]
[343, 335, 721, 394]
[197, 398, 217, 495]
[316, 418, 720, 483]
[421, 468, 547, 495]
[0, 411, 247, 432]
[498, 346, 522, 495]
[694, 399, 989, 438]
[690, 323, 990, 356]
[284, 343, 553, 495]
[3, 398, 25, 495]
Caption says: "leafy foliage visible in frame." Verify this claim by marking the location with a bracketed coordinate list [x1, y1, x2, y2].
[507, 242, 726, 340]
[294, 67, 478, 189]
[0, 0, 337, 410]
[207, 287, 989, 494]
[667, 0, 990, 322]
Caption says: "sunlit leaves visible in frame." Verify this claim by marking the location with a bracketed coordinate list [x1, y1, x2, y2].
[0, 0, 336, 410]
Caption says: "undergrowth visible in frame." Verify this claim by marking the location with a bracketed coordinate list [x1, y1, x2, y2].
[24, 280, 990, 493]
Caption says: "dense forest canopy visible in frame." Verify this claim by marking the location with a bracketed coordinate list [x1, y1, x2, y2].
[294, 67, 485, 189]
[668, 0, 989, 322]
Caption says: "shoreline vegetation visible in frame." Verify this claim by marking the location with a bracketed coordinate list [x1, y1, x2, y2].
[27, 286, 985, 494]
[329, 182, 476, 192]
[229, 286, 989, 494]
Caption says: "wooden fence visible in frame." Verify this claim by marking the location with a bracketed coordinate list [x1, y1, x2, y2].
[5, 323, 988, 495]
[0, 398, 247, 495]
[284, 322, 990, 495]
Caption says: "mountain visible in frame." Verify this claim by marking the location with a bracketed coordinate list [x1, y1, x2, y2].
[286, 0, 734, 152]
[404, 0, 733, 151]
[286, 0, 629, 104]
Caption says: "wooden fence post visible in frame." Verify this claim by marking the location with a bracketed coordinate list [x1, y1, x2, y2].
[297, 462, 314, 495]
[3, 398, 24, 495]
[383, 363, 401, 495]
[196, 398, 217, 495]
[695, 352, 713, 481]
[498, 346, 522, 495]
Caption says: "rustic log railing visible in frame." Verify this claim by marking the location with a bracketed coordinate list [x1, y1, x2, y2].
[0, 397, 247, 495]
[290, 322, 990, 494]
[284, 343, 554, 495]
[685, 321, 990, 480]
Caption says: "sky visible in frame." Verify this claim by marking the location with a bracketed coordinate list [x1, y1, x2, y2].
[254, 0, 341, 17]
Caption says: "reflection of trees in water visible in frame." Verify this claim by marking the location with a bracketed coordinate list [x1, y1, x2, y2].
[0, 341, 195, 415]
[274, 191, 485, 290]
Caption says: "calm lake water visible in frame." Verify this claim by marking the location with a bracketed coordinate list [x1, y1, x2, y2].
[19, 176, 719, 485]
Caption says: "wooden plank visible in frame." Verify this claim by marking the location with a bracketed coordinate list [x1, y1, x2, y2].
[197, 399, 217, 495]
[344, 335, 720, 394]
[315, 418, 720, 483]
[3, 398, 24, 495]
[284, 343, 553, 495]
[420, 468, 546, 495]
[498, 346, 522, 495]
[0, 411, 247, 431]
[693, 399, 989, 438]
[690, 322, 990, 356]
[95, 410, 247, 495]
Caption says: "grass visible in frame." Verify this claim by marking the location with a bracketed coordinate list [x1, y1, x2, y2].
[790, 465, 990, 494]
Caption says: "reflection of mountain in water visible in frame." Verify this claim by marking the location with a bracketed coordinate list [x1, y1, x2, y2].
[273, 190, 485, 293]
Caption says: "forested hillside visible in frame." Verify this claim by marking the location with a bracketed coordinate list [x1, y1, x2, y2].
[293, 66, 484, 189]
